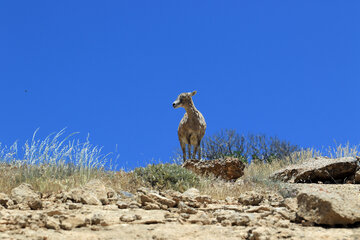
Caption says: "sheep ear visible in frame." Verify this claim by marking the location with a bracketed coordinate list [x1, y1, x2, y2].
[191, 91, 197, 96]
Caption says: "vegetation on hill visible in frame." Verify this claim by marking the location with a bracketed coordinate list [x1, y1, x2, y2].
[200, 129, 300, 163]
[0, 128, 358, 198]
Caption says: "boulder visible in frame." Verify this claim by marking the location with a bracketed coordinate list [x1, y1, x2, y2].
[60, 216, 87, 230]
[182, 188, 200, 199]
[10, 183, 42, 210]
[238, 191, 264, 206]
[355, 169, 360, 184]
[182, 157, 246, 181]
[83, 179, 118, 204]
[271, 157, 359, 183]
[296, 188, 360, 226]
[66, 188, 102, 205]
[0, 193, 14, 208]
[178, 201, 197, 214]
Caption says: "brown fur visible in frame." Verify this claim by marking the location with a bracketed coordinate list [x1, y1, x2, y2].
[173, 91, 206, 162]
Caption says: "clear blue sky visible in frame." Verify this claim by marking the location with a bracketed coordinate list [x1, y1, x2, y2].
[1, 1, 359, 169]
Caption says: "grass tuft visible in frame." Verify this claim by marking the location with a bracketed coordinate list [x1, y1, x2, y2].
[133, 163, 200, 192]
[0, 129, 113, 194]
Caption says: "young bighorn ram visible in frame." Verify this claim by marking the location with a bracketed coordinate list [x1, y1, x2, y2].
[173, 91, 206, 162]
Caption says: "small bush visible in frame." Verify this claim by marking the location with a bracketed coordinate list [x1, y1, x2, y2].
[133, 163, 200, 192]
[201, 129, 299, 163]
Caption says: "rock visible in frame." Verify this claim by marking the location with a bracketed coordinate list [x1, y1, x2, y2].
[139, 194, 155, 205]
[28, 198, 43, 210]
[214, 210, 251, 226]
[178, 201, 197, 214]
[355, 169, 360, 184]
[182, 188, 200, 198]
[66, 188, 102, 205]
[195, 195, 212, 204]
[138, 188, 177, 209]
[84, 179, 117, 205]
[250, 227, 271, 240]
[116, 201, 129, 209]
[67, 202, 83, 210]
[180, 213, 190, 219]
[188, 212, 214, 225]
[182, 157, 246, 181]
[275, 219, 290, 228]
[0, 193, 14, 208]
[10, 183, 42, 210]
[144, 202, 161, 210]
[274, 207, 295, 221]
[246, 205, 272, 213]
[81, 192, 102, 205]
[91, 213, 104, 225]
[103, 204, 119, 211]
[238, 191, 264, 206]
[120, 214, 141, 223]
[228, 214, 250, 226]
[60, 216, 87, 230]
[271, 157, 359, 183]
[63, 180, 117, 206]
[296, 188, 360, 226]
[129, 201, 141, 209]
[225, 197, 235, 204]
[281, 198, 297, 212]
[46, 210, 65, 217]
[45, 217, 60, 230]
[147, 193, 176, 208]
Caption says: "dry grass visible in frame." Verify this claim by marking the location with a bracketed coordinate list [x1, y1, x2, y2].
[197, 178, 252, 200]
[242, 148, 321, 183]
[0, 129, 358, 199]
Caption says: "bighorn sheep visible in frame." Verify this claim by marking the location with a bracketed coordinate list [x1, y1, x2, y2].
[173, 91, 206, 162]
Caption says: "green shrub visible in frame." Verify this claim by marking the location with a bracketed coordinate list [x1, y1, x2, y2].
[201, 129, 299, 163]
[133, 163, 200, 192]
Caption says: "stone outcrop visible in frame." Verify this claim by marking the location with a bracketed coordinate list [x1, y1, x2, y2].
[182, 157, 246, 180]
[59, 180, 119, 205]
[296, 188, 360, 226]
[271, 157, 359, 183]
[0, 181, 359, 239]
[10, 183, 43, 210]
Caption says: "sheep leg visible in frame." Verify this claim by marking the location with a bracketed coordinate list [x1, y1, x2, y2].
[188, 144, 192, 160]
[181, 142, 186, 162]
[198, 142, 201, 160]
[193, 144, 198, 160]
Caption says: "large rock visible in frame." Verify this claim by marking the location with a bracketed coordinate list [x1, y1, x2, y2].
[10, 183, 43, 210]
[66, 188, 102, 205]
[355, 169, 360, 184]
[0, 193, 14, 209]
[63, 180, 118, 205]
[271, 157, 359, 183]
[296, 188, 360, 226]
[182, 157, 246, 181]
[83, 179, 118, 205]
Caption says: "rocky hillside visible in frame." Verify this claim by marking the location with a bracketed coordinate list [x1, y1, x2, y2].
[0, 157, 359, 240]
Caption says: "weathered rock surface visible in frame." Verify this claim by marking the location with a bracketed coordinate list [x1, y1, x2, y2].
[10, 183, 43, 210]
[238, 191, 264, 206]
[296, 188, 360, 226]
[182, 157, 246, 180]
[60, 180, 118, 206]
[0, 193, 14, 208]
[271, 157, 359, 183]
[0, 183, 359, 239]
[355, 169, 360, 184]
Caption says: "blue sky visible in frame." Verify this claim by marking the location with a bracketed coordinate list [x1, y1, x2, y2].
[0, 1, 359, 169]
